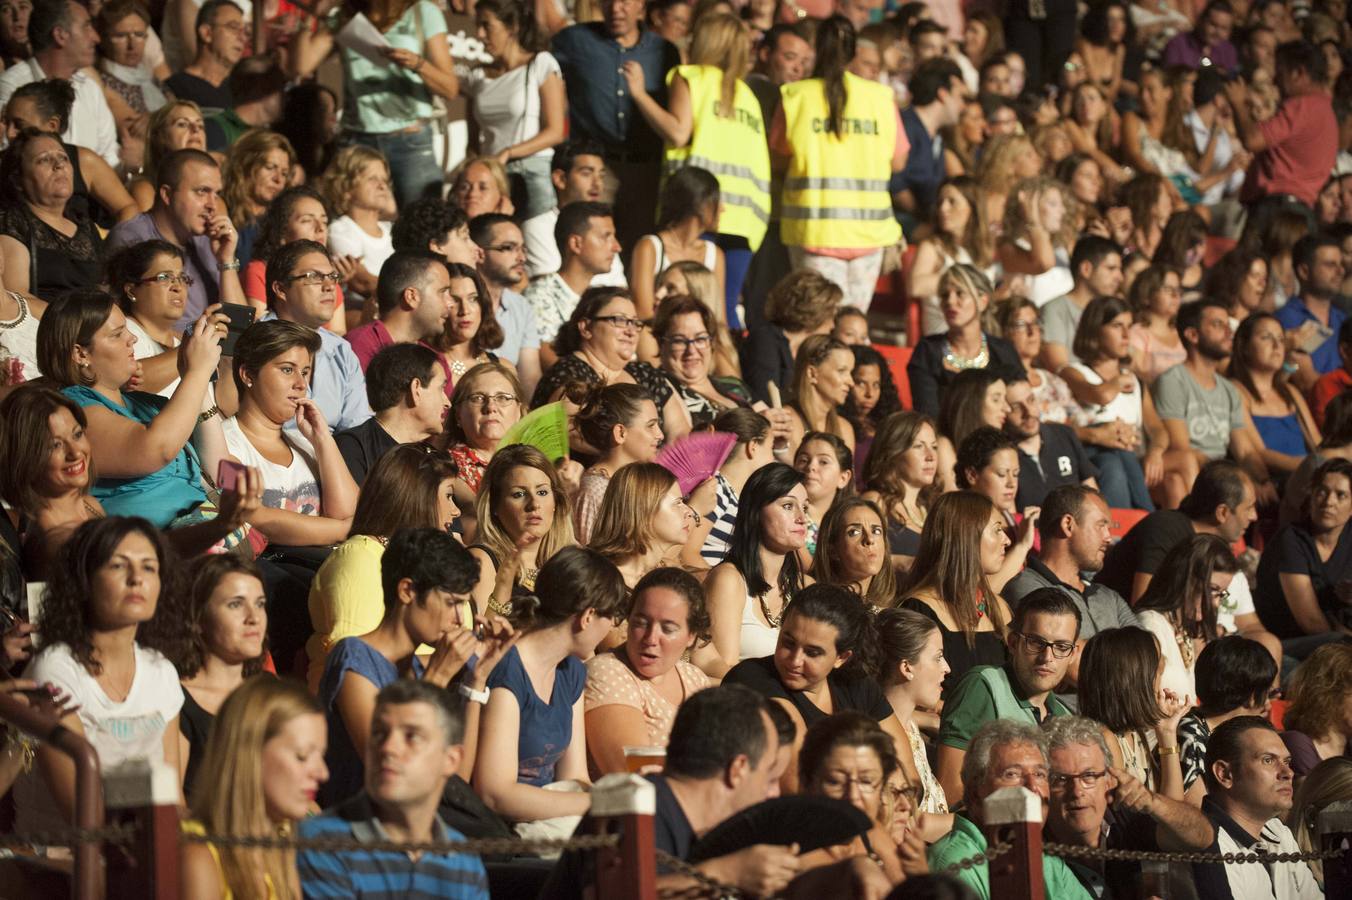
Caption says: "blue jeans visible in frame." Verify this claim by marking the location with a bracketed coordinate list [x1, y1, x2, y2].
[344, 123, 443, 207]
[1087, 446, 1155, 511]
[507, 155, 557, 221]
[709, 233, 752, 329]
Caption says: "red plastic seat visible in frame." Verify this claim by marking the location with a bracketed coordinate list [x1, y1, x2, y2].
[872, 343, 914, 410]
[1108, 508, 1149, 540]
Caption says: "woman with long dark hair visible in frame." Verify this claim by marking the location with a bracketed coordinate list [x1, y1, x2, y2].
[702, 462, 811, 677]
[776, 15, 904, 309]
[812, 496, 896, 610]
[862, 411, 941, 570]
[629, 166, 726, 324]
[841, 345, 902, 465]
[1227, 313, 1321, 481]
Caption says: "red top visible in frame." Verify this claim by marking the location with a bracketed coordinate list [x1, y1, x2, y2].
[344, 319, 455, 399]
[1312, 367, 1352, 428]
[1241, 92, 1338, 207]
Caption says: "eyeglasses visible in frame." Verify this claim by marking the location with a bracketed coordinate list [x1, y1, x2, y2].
[664, 334, 711, 351]
[1049, 769, 1107, 790]
[462, 392, 518, 408]
[137, 272, 195, 287]
[1015, 632, 1077, 659]
[487, 242, 524, 255]
[288, 270, 341, 285]
[820, 773, 882, 796]
[1006, 321, 1041, 334]
[592, 314, 642, 331]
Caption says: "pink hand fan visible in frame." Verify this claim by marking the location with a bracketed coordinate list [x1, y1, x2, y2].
[656, 432, 738, 495]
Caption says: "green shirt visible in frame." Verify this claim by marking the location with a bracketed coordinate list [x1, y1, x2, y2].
[927, 814, 1093, 900]
[339, 1, 447, 134]
[939, 664, 1073, 751]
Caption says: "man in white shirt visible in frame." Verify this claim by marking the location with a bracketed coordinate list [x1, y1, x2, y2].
[524, 201, 620, 365]
[0, 0, 119, 168]
[521, 138, 627, 286]
[1192, 716, 1323, 899]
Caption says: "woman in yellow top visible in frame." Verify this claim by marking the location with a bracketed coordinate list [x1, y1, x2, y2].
[624, 12, 770, 329]
[180, 676, 328, 899]
[771, 16, 907, 311]
[305, 445, 464, 691]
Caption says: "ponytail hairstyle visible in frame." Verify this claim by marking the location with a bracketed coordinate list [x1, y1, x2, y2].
[473, 0, 543, 52]
[789, 334, 851, 437]
[875, 606, 942, 687]
[511, 545, 629, 630]
[567, 381, 655, 452]
[781, 583, 880, 679]
[813, 15, 857, 138]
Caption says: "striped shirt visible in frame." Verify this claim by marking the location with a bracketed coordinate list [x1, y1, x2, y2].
[699, 473, 740, 566]
[297, 793, 489, 899]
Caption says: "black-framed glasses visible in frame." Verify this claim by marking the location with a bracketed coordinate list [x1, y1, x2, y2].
[1049, 769, 1107, 791]
[462, 392, 518, 409]
[819, 772, 883, 796]
[288, 270, 341, 285]
[137, 272, 194, 287]
[665, 334, 711, 351]
[592, 314, 642, 331]
[1015, 632, 1077, 659]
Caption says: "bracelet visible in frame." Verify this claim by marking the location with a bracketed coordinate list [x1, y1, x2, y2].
[198, 405, 220, 424]
[458, 683, 490, 705]
[221, 259, 241, 271]
[1158, 744, 1179, 756]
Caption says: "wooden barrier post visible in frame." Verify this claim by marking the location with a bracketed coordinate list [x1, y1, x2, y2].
[583, 773, 656, 900]
[1318, 799, 1352, 898]
[103, 759, 181, 900]
[982, 786, 1045, 900]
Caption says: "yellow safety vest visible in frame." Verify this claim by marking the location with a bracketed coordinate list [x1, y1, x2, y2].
[779, 73, 902, 250]
[663, 64, 772, 251]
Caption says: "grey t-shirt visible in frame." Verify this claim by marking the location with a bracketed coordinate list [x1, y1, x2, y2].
[1040, 294, 1086, 365]
[1152, 364, 1245, 460]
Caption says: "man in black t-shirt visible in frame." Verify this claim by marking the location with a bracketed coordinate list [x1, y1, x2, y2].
[1004, 376, 1100, 509]
[333, 343, 450, 486]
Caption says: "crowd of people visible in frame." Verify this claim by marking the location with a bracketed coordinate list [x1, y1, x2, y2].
[0, 0, 1349, 896]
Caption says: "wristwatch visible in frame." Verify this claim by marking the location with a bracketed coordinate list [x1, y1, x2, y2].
[221, 259, 241, 271]
[458, 683, 490, 705]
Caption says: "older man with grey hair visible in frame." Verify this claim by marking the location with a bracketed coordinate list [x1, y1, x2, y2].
[1044, 716, 1214, 898]
[928, 719, 1093, 899]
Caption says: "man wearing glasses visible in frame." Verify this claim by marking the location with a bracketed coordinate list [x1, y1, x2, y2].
[936, 589, 1081, 804]
[265, 239, 371, 431]
[469, 212, 543, 398]
[1044, 715, 1213, 899]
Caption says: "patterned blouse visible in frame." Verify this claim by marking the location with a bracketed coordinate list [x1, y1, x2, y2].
[530, 353, 675, 410]
[448, 443, 489, 494]
[908, 719, 949, 814]
[1178, 712, 1210, 792]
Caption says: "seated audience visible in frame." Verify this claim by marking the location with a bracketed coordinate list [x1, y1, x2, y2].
[935, 368, 1011, 492]
[299, 680, 491, 899]
[832, 307, 869, 347]
[907, 264, 1024, 419]
[171, 554, 270, 798]
[629, 166, 726, 324]
[703, 462, 809, 677]
[322, 145, 396, 308]
[1282, 392, 1352, 527]
[263, 240, 371, 431]
[954, 427, 1039, 587]
[1227, 313, 1321, 482]
[724, 584, 906, 792]
[451, 155, 513, 220]
[333, 343, 450, 487]
[1256, 460, 1352, 654]
[588, 463, 694, 588]
[343, 250, 454, 380]
[127, 101, 209, 212]
[936, 588, 1080, 805]
[1311, 319, 1352, 429]
[432, 263, 510, 386]
[1178, 636, 1278, 804]
[811, 496, 896, 610]
[468, 212, 542, 396]
[997, 297, 1078, 425]
[317, 527, 512, 807]
[108, 148, 247, 324]
[305, 445, 463, 690]
[785, 336, 856, 452]
[1127, 263, 1187, 387]
[1038, 235, 1124, 373]
[584, 566, 712, 775]
[742, 269, 842, 407]
[1279, 643, 1352, 777]
[1078, 627, 1189, 796]
[242, 185, 346, 333]
[1044, 714, 1215, 899]
[204, 59, 286, 152]
[16, 518, 184, 832]
[861, 411, 940, 570]
[1134, 533, 1241, 700]
[468, 444, 577, 617]
[571, 382, 663, 543]
[446, 361, 523, 512]
[179, 676, 325, 899]
[1191, 716, 1321, 899]
[994, 176, 1075, 308]
[1292, 757, 1352, 890]
[907, 176, 993, 337]
[1275, 234, 1346, 387]
[1004, 375, 1101, 510]
[0, 130, 105, 298]
[524, 202, 621, 348]
[654, 294, 752, 430]
[876, 607, 951, 815]
[162, 0, 243, 110]
[842, 344, 903, 466]
[792, 431, 852, 559]
[652, 263, 740, 377]
[685, 407, 777, 568]
[926, 719, 1092, 899]
[531, 287, 689, 443]
[897, 491, 1012, 695]
[1152, 298, 1276, 504]
[473, 547, 627, 827]
[518, 140, 615, 281]
[220, 127, 294, 262]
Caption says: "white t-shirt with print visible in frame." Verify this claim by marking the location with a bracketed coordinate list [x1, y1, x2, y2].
[221, 417, 322, 516]
[16, 642, 183, 833]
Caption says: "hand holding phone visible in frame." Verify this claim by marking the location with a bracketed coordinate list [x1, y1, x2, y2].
[218, 459, 247, 493]
[219, 304, 256, 357]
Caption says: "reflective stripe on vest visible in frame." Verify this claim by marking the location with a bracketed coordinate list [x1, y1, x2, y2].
[662, 65, 772, 249]
[779, 74, 902, 250]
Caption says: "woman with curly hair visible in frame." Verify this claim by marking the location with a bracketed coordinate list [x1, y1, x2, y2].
[15, 517, 185, 833]
[242, 185, 346, 334]
[976, 133, 1044, 236]
[1282, 644, 1352, 777]
[169, 554, 270, 797]
[180, 676, 326, 899]
[222, 129, 297, 268]
[841, 344, 902, 468]
[995, 176, 1076, 308]
[1204, 247, 1269, 329]
[321, 145, 397, 310]
[743, 269, 843, 407]
[862, 411, 941, 570]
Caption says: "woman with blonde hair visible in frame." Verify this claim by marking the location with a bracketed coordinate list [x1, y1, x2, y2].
[976, 133, 1043, 231]
[1292, 757, 1352, 887]
[908, 176, 993, 337]
[468, 444, 578, 617]
[862, 411, 941, 571]
[320, 145, 397, 311]
[588, 462, 695, 587]
[785, 334, 856, 451]
[180, 676, 327, 899]
[451, 155, 514, 219]
[222, 129, 297, 268]
[627, 11, 769, 322]
[446, 361, 524, 508]
[129, 100, 207, 211]
[996, 175, 1076, 308]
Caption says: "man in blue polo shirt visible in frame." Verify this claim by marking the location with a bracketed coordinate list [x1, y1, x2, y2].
[1277, 234, 1348, 391]
[891, 57, 965, 233]
[298, 679, 490, 899]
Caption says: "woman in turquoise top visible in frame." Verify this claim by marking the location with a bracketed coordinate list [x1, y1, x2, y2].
[35, 289, 256, 550]
[294, 0, 460, 207]
[1227, 313, 1322, 485]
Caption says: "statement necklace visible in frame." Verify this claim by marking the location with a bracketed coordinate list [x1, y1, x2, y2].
[943, 334, 990, 371]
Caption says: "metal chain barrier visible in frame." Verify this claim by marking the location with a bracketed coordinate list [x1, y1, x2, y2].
[938, 840, 1015, 874]
[654, 848, 747, 899]
[177, 829, 620, 857]
[1044, 841, 1349, 866]
[0, 823, 136, 850]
